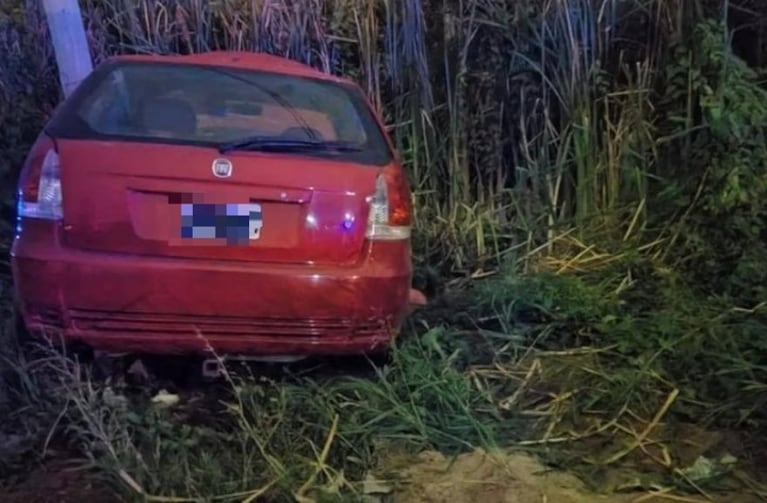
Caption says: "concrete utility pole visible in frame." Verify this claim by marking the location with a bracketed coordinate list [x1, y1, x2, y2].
[42, 0, 93, 97]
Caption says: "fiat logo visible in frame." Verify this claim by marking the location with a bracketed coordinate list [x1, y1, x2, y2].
[212, 158, 233, 178]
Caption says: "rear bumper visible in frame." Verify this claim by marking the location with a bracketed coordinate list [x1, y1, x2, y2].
[11, 220, 412, 356]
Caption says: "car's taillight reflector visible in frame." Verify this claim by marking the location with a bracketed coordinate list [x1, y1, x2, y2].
[18, 136, 63, 221]
[366, 167, 412, 241]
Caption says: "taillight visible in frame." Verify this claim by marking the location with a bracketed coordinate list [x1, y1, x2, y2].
[18, 135, 63, 221]
[365, 167, 412, 240]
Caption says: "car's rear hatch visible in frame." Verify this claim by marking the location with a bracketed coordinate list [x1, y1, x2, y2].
[57, 140, 378, 266]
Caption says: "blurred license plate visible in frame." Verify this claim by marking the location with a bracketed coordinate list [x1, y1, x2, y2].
[180, 203, 263, 243]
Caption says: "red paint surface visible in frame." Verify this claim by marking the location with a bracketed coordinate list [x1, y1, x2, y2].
[11, 52, 415, 356]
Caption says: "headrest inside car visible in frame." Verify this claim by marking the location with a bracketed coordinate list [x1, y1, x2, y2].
[141, 97, 197, 136]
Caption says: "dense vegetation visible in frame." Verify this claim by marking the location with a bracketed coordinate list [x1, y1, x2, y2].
[1, 0, 766, 501]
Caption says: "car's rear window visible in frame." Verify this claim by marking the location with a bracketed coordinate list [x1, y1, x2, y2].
[48, 60, 392, 165]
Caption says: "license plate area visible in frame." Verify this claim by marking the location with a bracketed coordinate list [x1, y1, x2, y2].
[181, 203, 263, 244]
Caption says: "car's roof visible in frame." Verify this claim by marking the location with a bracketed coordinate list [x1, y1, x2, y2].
[109, 52, 350, 84]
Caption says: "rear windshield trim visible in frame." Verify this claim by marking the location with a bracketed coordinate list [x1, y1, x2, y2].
[46, 60, 393, 166]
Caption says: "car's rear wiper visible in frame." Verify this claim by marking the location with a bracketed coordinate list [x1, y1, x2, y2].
[218, 136, 362, 154]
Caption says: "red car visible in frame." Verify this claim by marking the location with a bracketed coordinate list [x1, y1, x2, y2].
[11, 52, 423, 359]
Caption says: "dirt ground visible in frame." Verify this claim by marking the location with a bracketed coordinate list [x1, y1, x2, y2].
[385, 449, 763, 503]
[1, 457, 116, 503]
[3, 449, 763, 503]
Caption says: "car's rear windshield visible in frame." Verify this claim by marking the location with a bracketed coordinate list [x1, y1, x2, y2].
[48, 60, 392, 165]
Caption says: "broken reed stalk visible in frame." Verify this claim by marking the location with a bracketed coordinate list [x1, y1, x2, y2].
[600, 388, 679, 465]
[294, 413, 341, 502]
